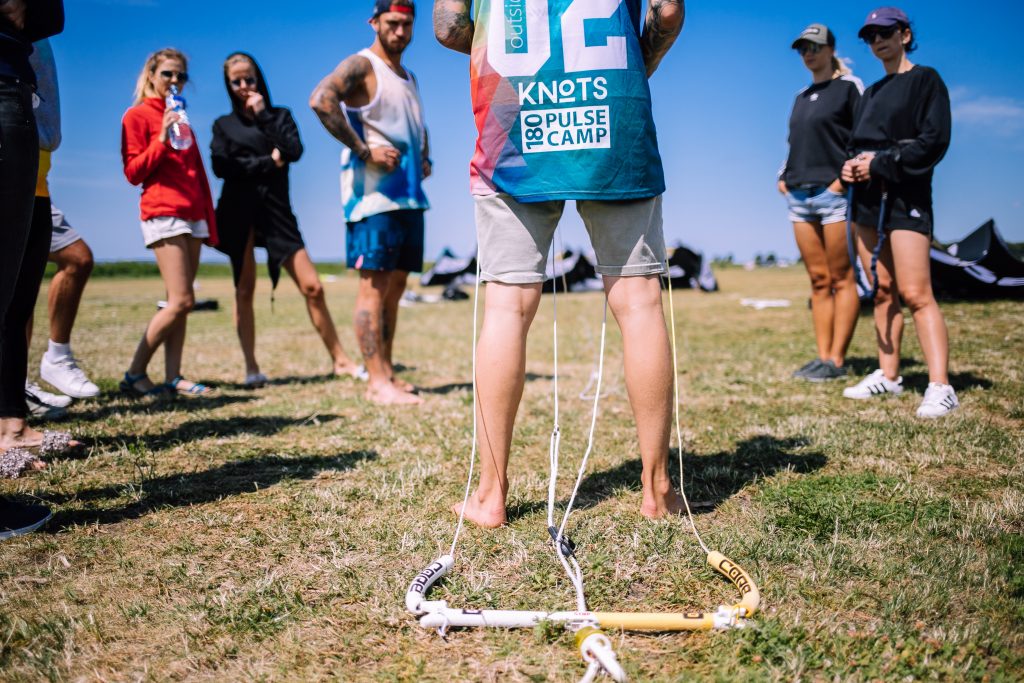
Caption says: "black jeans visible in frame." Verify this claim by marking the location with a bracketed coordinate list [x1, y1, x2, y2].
[0, 79, 45, 419]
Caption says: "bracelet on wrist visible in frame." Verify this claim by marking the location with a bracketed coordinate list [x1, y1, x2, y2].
[359, 147, 371, 162]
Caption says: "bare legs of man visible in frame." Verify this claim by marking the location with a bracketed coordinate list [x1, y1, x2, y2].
[355, 269, 422, 405]
[455, 275, 683, 528]
[233, 231, 362, 381]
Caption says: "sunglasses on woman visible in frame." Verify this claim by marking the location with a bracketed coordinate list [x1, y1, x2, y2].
[861, 25, 900, 44]
[795, 42, 824, 56]
[230, 77, 257, 88]
[158, 70, 188, 83]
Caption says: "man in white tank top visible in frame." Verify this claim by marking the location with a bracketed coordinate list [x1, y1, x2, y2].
[311, 0, 430, 406]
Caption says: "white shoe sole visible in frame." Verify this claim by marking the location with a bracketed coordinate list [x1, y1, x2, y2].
[40, 368, 100, 399]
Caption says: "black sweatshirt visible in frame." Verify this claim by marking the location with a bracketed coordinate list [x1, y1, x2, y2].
[0, 0, 64, 85]
[851, 65, 951, 189]
[211, 106, 306, 289]
[782, 75, 863, 188]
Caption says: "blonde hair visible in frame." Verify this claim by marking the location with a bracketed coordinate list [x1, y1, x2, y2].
[223, 52, 254, 76]
[831, 53, 852, 79]
[133, 48, 188, 105]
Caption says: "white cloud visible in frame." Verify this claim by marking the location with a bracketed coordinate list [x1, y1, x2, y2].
[952, 92, 1024, 136]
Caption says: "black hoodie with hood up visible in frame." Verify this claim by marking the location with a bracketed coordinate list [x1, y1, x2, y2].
[210, 53, 305, 289]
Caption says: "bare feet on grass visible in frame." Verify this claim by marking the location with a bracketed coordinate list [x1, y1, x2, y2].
[640, 486, 686, 520]
[334, 362, 367, 381]
[452, 493, 507, 529]
[366, 381, 423, 406]
[390, 376, 416, 393]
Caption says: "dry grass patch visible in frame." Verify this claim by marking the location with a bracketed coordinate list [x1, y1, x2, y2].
[2, 268, 1022, 681]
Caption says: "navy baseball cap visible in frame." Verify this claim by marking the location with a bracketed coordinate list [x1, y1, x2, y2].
[858, 7, 909, 38]
[373, 0, 415, 17]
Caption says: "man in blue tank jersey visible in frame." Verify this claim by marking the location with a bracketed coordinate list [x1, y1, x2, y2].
[435, 0, 685, 527]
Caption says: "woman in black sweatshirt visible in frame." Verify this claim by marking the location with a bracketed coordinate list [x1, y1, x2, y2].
[211, 52, 363, 387]
[841, 8, 958, 418]
[779, 23, 863, 383]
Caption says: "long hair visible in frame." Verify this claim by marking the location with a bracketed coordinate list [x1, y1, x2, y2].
[133, 48, 188, 105]
[831, 53, 853, 78]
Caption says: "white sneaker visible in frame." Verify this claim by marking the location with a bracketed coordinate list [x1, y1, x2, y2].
[916, 383, 959, 419]
[24, 388, 68, 421]
[40, 354, 100, 399]
[25, 380, 72, 408]
[843, 369, 904, 400]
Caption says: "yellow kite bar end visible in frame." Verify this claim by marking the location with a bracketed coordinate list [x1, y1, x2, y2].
[707, 551, 760, 626]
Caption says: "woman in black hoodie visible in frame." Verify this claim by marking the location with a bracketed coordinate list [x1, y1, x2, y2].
[211, 52, 363, 387]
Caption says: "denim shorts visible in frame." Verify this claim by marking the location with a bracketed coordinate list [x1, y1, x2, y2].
[346, 209, 425, 272]
[785, 186, 848, 225]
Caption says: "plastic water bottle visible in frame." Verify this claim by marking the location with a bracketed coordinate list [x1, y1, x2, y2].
[165, 85, 194, 151]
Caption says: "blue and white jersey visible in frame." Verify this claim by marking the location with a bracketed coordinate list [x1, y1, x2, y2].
[341, 49, 430, 223]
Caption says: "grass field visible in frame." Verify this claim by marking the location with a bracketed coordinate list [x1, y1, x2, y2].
[2, 267, 1022, 682]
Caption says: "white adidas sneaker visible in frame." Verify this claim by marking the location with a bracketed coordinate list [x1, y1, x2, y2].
[916, 383, 959, 419]
[40, 354, 100, 399]
[842, 369, 904, 400]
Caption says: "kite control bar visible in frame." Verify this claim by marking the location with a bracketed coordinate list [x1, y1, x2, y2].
[406, 551, 759, 631]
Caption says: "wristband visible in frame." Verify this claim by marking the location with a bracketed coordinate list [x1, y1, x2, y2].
[359, 147, 371, 162]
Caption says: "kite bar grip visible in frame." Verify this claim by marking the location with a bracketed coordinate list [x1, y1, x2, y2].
[707, 551, 760, 618]
[405, 554, 454, 615]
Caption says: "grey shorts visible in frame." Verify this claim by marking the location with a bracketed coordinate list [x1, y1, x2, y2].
[49, 203, 83, 253]
[140, 216, 209, 248]
[475, 194, 666, 283]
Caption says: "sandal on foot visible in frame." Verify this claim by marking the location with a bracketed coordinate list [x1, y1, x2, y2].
[0, 448, 45, 479]
[26, 431, 82, 457]
[244, 372, 268, 389]
[167, 376, 215, 396]
[120, 372, 171, 398]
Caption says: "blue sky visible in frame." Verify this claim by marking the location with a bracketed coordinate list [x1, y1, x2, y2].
[45, 0, 1024, 264]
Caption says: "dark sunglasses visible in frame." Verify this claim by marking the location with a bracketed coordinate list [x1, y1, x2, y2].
[158, 70, 188, 83]
[795, 42, 825, 56]
[861, 25, 900, 44]
[230, 77, 257, 88]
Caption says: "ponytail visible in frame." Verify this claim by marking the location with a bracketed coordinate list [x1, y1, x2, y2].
[831, 54, 852, 79]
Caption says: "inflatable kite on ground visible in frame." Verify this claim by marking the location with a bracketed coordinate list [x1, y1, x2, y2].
[930, 219, 1024, 300]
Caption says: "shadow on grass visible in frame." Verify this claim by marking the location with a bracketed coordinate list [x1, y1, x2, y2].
[420, 372, 554, 396]
[70, 393, 258, 423]
[901, 370, 993, 392]
[508, 436, 826, 522]
[218, 373, 352, 391]
[87, 414, 343, 453]
[843, 356, 923, 376]
[47, 450, 376, 530]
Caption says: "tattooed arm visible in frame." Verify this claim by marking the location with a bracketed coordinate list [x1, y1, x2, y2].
[434, 0, 473, 55]
[309, 55, 373, 159]
[641, 0, 685, 78]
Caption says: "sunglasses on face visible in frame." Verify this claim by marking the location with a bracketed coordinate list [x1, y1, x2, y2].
[158, 70, 188, 83]
[796, 42, 824, 56]
[230, 77, 257, 88]
[862, 25, 900, 44]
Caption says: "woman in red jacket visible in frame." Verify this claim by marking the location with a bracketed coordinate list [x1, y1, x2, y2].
[120, 47, 217, 396]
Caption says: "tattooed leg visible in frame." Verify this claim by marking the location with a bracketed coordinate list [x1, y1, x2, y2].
[355, 270, 422, 405]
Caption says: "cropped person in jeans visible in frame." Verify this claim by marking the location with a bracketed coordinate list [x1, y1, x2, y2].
[120, 48, 218, 398]
[778, 23, 864, 382]
[0, 0, 65, 537]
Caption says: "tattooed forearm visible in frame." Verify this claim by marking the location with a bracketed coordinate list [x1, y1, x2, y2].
[641, 0, 685, 77]
[355, 310, 379, 360]
[434, 0, 473, 54]
[310, 55, 372, 155]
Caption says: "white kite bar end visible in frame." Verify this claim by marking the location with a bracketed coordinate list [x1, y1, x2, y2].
[406, 554, 455, 615]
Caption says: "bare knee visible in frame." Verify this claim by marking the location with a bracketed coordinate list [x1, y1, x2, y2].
[808, 268, 831, 294]
[900, 286, 934, 313]
[301, 281, 324, 301]
[235, 284, 256, 305]
[55, 243, 94, 281]
[166, 294, 195, 317]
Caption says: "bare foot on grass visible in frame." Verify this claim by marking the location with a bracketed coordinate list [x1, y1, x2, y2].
[391, 376, 416, 393]
[640, 487, 686, 520]
[452, 495, 507, 529]
[366, 382, 423, 406]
